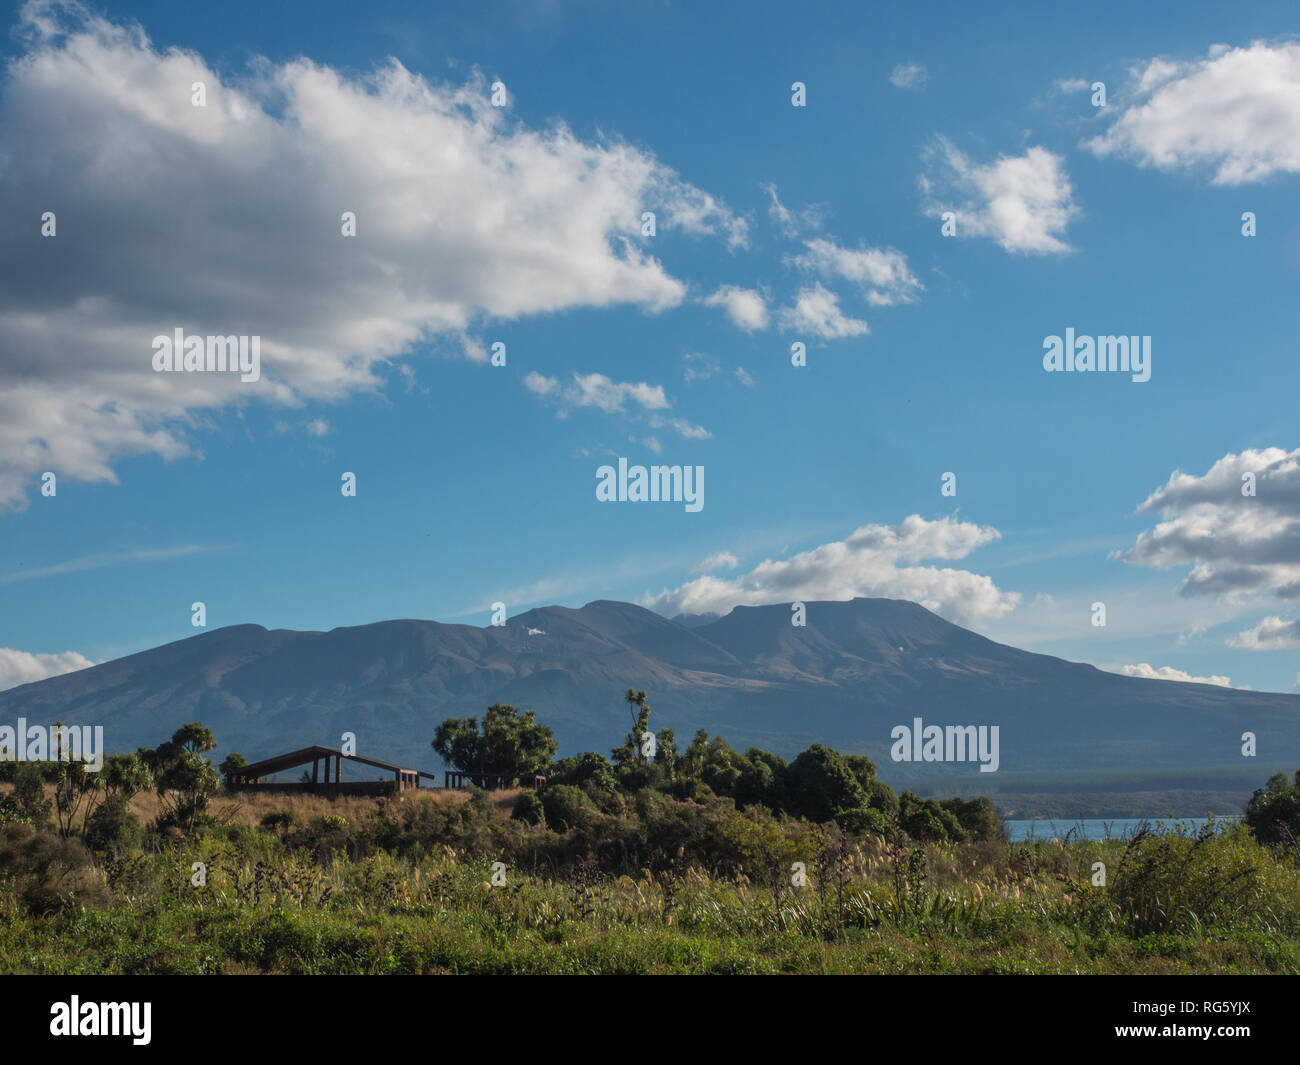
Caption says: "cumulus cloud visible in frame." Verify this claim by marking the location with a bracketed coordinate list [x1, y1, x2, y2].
[524, 372, 668, 414]
[790, 237, 922, 307]
[691, 551, 740, 574]
[777, 283, 869, 340]
[1085, 41, 1300, 184]
[642, 514, 1018, 624]
[920, 138, 1079, 254]
[1117, 448, 1300, 600]
[0, 2, 746, 509]
[1229, 616, 1300, 650]
[889, 62, 928, 90]
[524, 371, 708, 440]
[1116, 662, 1234, 687]
[702, 285, 769, 331]
[0, 647, 95, 691]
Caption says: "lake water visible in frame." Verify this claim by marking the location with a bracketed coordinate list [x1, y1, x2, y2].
[1005, 817, 1239, 842]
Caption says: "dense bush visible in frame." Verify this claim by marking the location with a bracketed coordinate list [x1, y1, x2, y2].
[0, 822, 111, 914]
[83, 795, 141, 854]
[1245, 771, 1300, 845]
[511, 790, 545, 826]
[1099, 823, 1287, 936]
[540, 785, 602, 833]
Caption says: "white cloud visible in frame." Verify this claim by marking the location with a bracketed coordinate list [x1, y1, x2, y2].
[643, 514, 1019, 624]
[305, 417, 331, 437]
[1115, 662, 1234, 687]
[682, 352, 755, 391]
[682, 353, 719, 382]
[0, 544, 227, 585]
[0, 3, 746, 509]
[691, 551, 740, 574]
[524, 372, 668, 414]
[889, 62, 928, 90]
[777, 283, 869, 340]
[525, 371, 707, 440]
[568, 373, 669, 414]
[658, 416, 711, 440]
[1118, 448, 1300, 601]
[762, 183, 825, 238]
[1229, 616, 1300, 650]
[1085, 41, 1300, 184]
[0, 647, 95, 691]
[920, 138, 1079, 254]
[1055, 77, 1091, 92]
[702, 285, 769, 331]
[791, 237, 922, 307]
[522, 371, 561, 398]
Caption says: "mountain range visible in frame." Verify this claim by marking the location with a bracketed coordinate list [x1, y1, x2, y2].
[3, 598, 1296, 814]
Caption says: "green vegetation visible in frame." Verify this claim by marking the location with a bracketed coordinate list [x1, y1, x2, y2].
[432, 704, 557, 781]
[2, 704, 1299, 974]
[1245, 770, 1300, 846]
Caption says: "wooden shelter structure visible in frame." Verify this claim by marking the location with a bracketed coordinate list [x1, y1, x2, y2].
[225, 745, 431, 796]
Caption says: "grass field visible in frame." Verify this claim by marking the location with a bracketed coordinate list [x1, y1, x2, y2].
[3, 785, 1298, 974]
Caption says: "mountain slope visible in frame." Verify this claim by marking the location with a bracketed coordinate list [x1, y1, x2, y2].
[2, 598, 1296, 795]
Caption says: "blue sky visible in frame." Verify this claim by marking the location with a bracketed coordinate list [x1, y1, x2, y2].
[3, 0, 1300, 695]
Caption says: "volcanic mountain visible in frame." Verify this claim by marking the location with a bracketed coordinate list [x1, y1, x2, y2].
[3, 598, 1295, 810]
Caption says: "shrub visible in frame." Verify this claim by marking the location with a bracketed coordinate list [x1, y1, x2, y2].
[83, 794, 142, 853]
[547, 752, 619, 795]
[938, 796, 1003, 842]
[0, 763, 52, 827]
[1106, 824, 1277, 936]
[512, 790, 545, 826]
[1245, 771, 1300, 845]
[291, 814, 357, 863]
[783, 745, 868, 822]
[898, 791, 965, 842]
[541, 785, 600, 832]
[836, 806, 892, 837]
[260, 810, 300, 835]
[0, 822, 112, 914]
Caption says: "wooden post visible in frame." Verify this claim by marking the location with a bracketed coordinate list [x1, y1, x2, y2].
[312, 758, 319, 784]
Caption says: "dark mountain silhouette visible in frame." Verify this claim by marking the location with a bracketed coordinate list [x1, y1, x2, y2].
[2, 598, 1296, 802]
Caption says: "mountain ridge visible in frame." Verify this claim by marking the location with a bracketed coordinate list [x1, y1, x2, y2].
[3, 598, 1296, 798]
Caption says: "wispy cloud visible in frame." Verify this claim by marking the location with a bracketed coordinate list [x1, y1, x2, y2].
[889, 62, 928, 90]
[0, 544, 231, 585]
